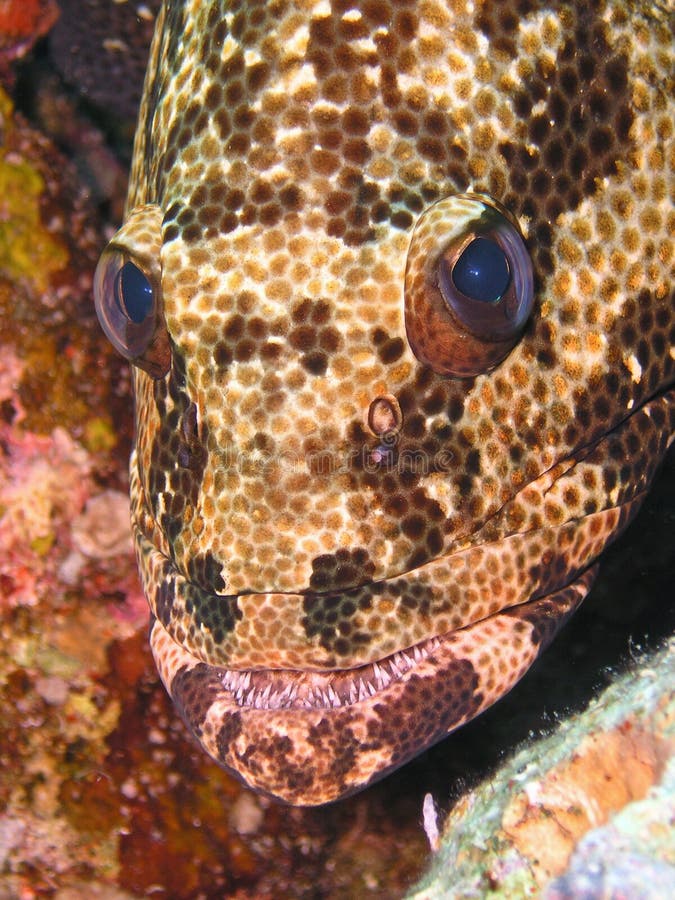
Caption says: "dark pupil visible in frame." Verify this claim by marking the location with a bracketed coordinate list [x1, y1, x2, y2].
[115, 261, 153, 324]
[452, 237, 511, 303]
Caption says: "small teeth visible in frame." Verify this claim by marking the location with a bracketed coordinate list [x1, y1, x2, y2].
[220, 635, 440, 711]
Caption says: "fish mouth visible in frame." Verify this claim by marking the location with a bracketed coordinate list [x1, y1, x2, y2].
[143, 486, 624, 713]
[149, 568, 595, 805]
[218, 633, 443, 711]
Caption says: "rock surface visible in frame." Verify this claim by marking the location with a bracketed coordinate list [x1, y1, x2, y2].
[408, 639, 675, 898]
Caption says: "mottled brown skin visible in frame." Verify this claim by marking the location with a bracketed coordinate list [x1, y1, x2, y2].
[98, 0, 673, 804]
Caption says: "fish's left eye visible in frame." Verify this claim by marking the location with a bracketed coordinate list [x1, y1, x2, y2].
[404, 194, 534, 377]
[93, 204, 169, 379]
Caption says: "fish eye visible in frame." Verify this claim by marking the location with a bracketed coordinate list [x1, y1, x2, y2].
[404, 194, 534, 377]
[449, 237, 511, 304]
[93, 205, 170, 379]
[115, 260, 154, 324]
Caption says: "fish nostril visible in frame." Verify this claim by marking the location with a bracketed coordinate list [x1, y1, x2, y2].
[367, 395, 403, 437]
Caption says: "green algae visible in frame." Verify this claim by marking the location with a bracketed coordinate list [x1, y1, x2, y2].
[84, 416, 119, 454]
[0, 92, 68, 292]
[30, 532, 55, 556]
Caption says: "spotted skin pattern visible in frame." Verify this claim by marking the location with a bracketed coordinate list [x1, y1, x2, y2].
[100, 0, 674, 804]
